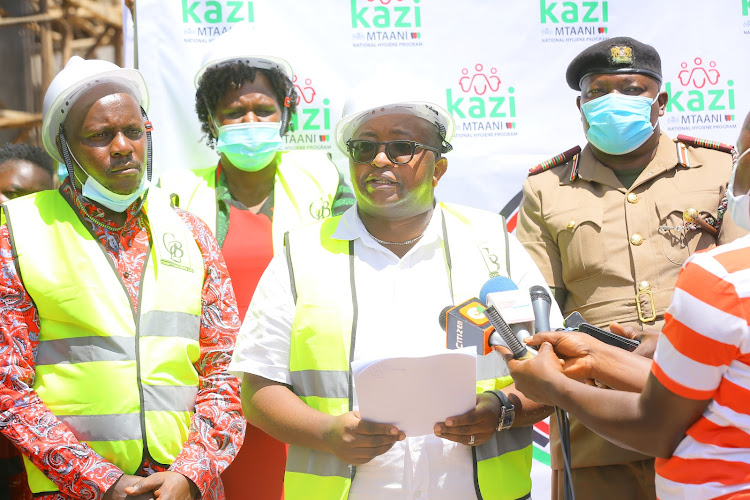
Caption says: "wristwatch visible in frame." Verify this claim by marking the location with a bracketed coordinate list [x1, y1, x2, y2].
[486, 389, 515, 431]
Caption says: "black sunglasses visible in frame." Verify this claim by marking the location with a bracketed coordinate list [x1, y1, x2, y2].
[346, 139, 440, 165]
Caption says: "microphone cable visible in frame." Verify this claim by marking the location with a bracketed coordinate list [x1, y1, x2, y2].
[555, 406, 575, 500]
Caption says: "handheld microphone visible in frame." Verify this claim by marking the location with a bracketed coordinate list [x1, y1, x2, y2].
[529, 285, 552, 333]
[483, 305, 533, 360]
[440, 299, 495, 356]
[481, 276, 535, 342]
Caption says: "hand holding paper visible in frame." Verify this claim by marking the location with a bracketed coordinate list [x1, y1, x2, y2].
[433, 391, 503, 447]
[352, 348, 477, 437]
[323, 411, 405, 465]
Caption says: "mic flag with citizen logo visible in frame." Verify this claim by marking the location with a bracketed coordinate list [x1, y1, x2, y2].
[440, 299, 495, 356]
[440, 277, 538, 356]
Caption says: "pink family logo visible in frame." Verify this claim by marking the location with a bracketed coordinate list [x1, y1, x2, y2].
[664, 57, 736, 121]
[446, 63, 517, 126]
[286, 73, 332, 147]
[459, 64, 501, 95]
[677, 58, 720, 89]
[293, 75, 316, 105]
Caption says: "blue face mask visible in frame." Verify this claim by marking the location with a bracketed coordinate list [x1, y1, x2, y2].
[581, 93, 659, 155]
[69, 149, 148, 213]
[216, 122, 283, 172]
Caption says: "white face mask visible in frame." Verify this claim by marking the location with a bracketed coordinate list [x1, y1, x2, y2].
[69, 148, 148, 213]
[727, 148, 750, 231]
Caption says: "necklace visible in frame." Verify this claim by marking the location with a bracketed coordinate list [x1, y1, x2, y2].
[74, 193, 145, 232]
[367, 230, 425, 246]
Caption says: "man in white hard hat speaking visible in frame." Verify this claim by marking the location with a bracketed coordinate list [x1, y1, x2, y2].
[0, 56, 244, 500]
[229, 75, 563, 499]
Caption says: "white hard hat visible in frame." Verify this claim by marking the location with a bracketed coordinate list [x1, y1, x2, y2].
[194, 26, 293, 88]
[334, 72, 455, 155]
[42, 56, 149, 164]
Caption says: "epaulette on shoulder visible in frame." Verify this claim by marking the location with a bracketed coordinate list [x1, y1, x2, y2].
[528, 145, 582, 180]
[676, 135, 736, 167]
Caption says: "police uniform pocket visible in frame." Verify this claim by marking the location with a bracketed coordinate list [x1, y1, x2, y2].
[655, 193, 720, 266]
[549, 208, 604, 283]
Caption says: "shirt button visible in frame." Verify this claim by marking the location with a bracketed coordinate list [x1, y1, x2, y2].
[123, 271, 131, 279]
[683, 207, 699, 223]
[627, 193, 638, 204]
[630, 234, 644, 246]
[567, 219, 576, 229]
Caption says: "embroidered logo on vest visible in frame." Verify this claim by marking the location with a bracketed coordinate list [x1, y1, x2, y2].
[309, 198, 332, 220]
[481, 246, 501, 277]
[161, 232, 194, 272]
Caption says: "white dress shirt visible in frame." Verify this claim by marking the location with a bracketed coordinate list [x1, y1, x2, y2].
[230, 204, 564, 500]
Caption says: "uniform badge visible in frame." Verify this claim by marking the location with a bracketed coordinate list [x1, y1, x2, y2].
[610, 46, 633, 65]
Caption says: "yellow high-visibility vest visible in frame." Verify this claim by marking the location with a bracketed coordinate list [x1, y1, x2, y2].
[158, 150, 341, 254]
[3, 188, 204, 494]
[282, 203, 532, 500]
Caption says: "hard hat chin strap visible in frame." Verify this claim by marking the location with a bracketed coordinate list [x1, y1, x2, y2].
[141, 106, 153, 184]
[58, 124, 78, 192]
[436, 122, 453, 154]
[57, 107, 153, 229]
[58, 107, 153, 190]
[280, 82, 295, 136]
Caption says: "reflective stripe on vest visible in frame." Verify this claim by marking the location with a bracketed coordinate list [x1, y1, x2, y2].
[4, 188, 204, 494]
[158, 150, 340, 254]
[283, 203, 531, 500]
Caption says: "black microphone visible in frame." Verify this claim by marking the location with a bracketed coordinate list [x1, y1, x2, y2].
[440, 298, 495, 356]
[529, 285, 552, 333]
[438, 305, 451, 332]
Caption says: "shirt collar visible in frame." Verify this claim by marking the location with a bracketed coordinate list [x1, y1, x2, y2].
[333, 202, 444, 252]
[215, 162, 232, 203]
[574, 131, 680, 188]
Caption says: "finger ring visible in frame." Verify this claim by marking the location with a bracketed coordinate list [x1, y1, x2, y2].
[468, 435, 475, 445]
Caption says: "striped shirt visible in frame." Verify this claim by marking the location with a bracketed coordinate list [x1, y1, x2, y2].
[652, 234, 750, 500]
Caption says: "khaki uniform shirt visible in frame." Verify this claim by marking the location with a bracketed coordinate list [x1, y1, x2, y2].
[517, 131, 746, 469]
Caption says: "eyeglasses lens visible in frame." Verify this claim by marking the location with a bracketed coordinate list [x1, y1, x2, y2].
[349, 140, 417, 164]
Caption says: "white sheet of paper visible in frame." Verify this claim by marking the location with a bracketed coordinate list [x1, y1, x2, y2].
[352, 348, 477, 436]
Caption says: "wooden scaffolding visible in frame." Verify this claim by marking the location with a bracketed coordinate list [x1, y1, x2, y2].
[0, 0, 124, 145]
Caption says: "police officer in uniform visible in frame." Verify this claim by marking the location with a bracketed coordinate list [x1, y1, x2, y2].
[516, 36, 747, 500]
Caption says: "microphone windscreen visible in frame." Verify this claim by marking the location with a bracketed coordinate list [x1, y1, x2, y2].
[438, 305, 451, 331]
[479, 276, 518, 304]
[529, 285, 552, 305]
[529, 285, 552, 333]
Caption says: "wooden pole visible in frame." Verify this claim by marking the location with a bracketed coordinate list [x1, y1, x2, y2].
[84, 25, 111, 59]
[114, 19, 123, 67]
[61, 15, 73, 63]
[0, 12, 61, 26]
[39, 0, 56, 109]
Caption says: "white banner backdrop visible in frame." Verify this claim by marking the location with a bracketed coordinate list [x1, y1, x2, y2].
[126, 1, 750, 497]
[129, 0, 750, 220]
